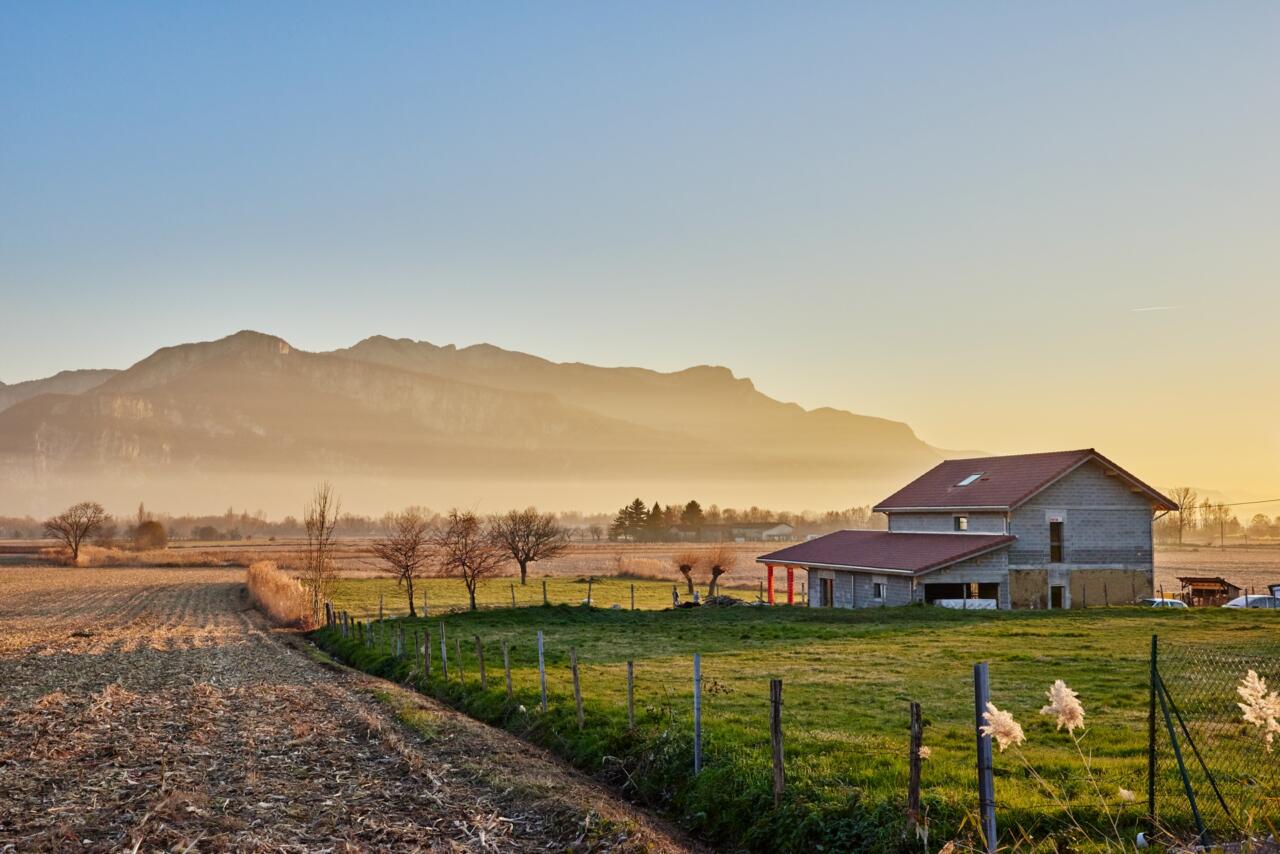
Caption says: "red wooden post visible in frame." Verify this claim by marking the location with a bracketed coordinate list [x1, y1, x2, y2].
[787, 567, 795, 605]
[767, 564, 776, 605]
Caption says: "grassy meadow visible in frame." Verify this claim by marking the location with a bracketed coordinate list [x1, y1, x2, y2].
[313, 594, 1279, 852]
[328, 574, 764, 617]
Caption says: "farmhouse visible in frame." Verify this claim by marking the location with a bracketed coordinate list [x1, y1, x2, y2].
[758, 449, 1177, 610]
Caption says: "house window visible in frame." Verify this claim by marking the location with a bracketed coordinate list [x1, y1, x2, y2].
[956, 473, 983, 487]
[1049, 520, 1064, 562]
[873, 582, 886, 600]
[954, 515, 968, 531]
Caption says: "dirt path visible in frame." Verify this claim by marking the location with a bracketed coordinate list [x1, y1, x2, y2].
[0, 567, 694, 852]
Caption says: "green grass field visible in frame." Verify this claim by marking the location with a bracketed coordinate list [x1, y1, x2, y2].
[329, 574, 760, 616]
[314, 587, 1279, 852]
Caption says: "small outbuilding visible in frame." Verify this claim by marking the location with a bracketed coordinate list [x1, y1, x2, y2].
[1176, 576, 1241, 607]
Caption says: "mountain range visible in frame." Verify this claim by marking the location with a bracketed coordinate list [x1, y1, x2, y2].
[0, 331, 947, 516]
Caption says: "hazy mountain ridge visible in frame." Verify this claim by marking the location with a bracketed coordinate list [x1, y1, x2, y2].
[0, 331, 945, 515]
[334, 335, 927, 459]
[0, 369, 118, 413]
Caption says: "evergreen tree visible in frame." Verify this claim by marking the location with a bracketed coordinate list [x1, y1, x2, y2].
[681, 500, 705, 527]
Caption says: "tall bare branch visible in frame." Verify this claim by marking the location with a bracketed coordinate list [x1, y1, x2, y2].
[302, 482, 341, 622]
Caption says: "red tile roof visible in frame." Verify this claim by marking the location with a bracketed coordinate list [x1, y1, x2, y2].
[873, 448, 1177, 512]
[758, 530, 1014, 575]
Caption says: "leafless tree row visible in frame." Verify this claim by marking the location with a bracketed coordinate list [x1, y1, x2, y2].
[365, 500, 570, 615]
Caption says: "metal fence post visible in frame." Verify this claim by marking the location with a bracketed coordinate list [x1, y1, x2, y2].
[537, 629, 548, 712]
[693, 652, 703, 774]
[570, 647, 584, 728]
[439, 621, 449, 680]
[908, 700, 923, 829]
[1148, 634, 1157, 828]
[626, 661, 635, 729]
[502, 640, 513, 700]
[974, 662, 997, 853]
[771, 678, 785, 805]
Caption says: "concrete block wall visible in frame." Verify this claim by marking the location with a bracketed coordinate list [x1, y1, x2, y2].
[888, 511, 1007, 534]
[915, 551, 1012, 609]
[807, 569, 912, 608]
[1009, 460, 1154, 568]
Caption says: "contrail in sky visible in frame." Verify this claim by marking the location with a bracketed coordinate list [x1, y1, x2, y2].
[1130, 305, 1181, 312]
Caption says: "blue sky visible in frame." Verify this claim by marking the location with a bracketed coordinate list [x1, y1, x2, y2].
[1, 3, 1277, 494]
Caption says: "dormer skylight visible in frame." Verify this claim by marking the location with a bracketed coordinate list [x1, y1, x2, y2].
[956, 473, 983, 487]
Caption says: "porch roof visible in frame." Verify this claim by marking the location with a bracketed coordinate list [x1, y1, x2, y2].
[758, 530, 1014, 576]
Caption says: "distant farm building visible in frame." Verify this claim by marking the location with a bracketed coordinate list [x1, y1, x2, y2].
[1176, 576, 1242, 607]
[671, 522, 795, 543]
[759, 449, 1177, 610]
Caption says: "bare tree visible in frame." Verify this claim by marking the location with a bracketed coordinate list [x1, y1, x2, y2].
[1207, 502, 1232, 550]
[672, 549, 704, 595]
[370, 508, 434, 616]
[44, 501, 108, 564]
[1167, 487, 1198, 545]
[706, 544, 738, 596]
[489, 507, 570, 586]
[434, 510, 507, 611]
[302, 482, 341, 622]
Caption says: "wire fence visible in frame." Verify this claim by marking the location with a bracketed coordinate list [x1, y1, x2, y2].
[1150, 635, 1280, 844]
[317, 607, 1279, 850]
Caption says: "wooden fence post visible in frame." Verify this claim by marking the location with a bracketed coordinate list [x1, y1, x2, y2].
[537, 630, 548, 712]
[974, 662, 997, 853]
[631, 584, 635, 611]
[626, 661, 635, 729]
[672, 585, 679, 608]
[474, 636, 487, 689]
[570, 647, 584, 729]
[379, 593, 384, 622]
[439, 622, 449, 680]
[542, 579, 548, 606]
[771, 678, 785, 806]
[693, 653, 703, 774]
[455, 637, 463, 682]
[908, 701, 923, 829]
[586, 578, 593, 607]
[397, 625, 405, 658]
[511, 584, 517, 608]
[422, 587, 428, 617]
[502, 640, 513, 700]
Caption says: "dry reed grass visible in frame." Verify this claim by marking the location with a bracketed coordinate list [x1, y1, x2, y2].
[246, 560, 313, 628]
[41, 545, 249, 568]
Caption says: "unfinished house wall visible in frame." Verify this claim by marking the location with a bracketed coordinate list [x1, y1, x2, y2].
[888, 512, 1007, 534]
[1009, 459, 1154, 567]
[914, 551, 1011, 609]
[1068, 568, 1153, 608]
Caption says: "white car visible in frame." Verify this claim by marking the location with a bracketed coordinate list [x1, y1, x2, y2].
[1223, 595, 1280, 609]
[1141, 598, 1188, 609]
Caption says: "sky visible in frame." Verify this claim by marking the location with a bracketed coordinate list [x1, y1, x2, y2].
[1, 3, 1278, 499]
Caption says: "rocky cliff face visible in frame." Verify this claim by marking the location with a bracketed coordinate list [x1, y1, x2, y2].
[0, 331, 945, 515]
